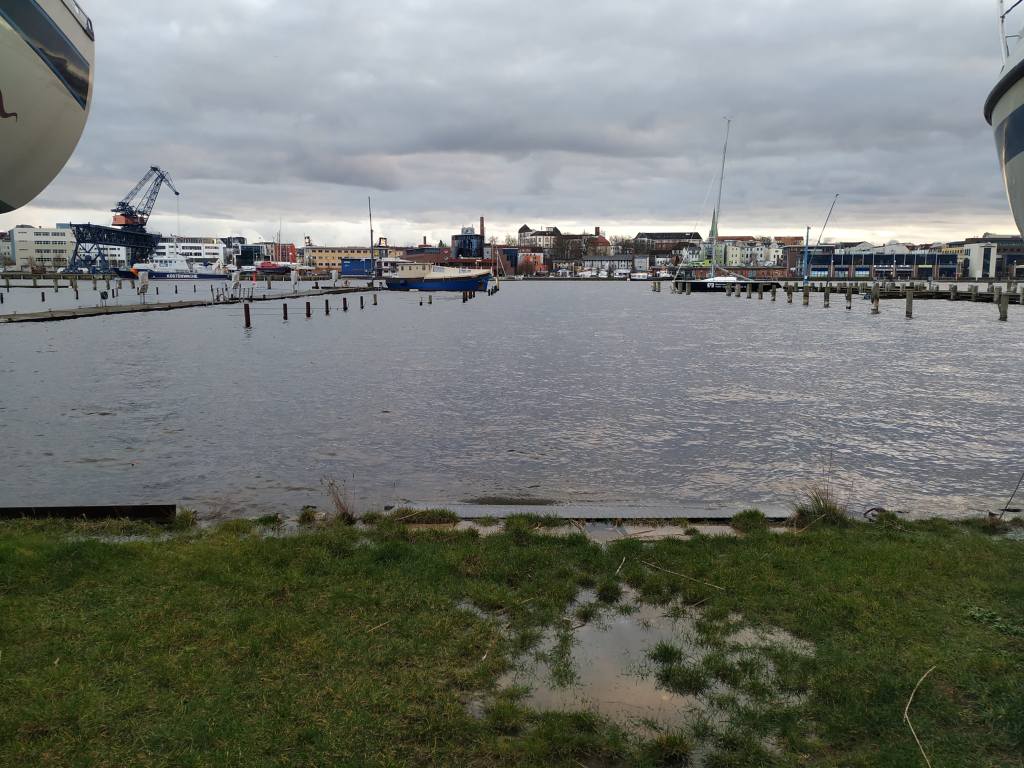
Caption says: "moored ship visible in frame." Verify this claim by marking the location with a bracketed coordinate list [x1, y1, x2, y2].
[117, 254, 229, 280]
[0, 0, 95, 213]
[383, 261, 491, 292]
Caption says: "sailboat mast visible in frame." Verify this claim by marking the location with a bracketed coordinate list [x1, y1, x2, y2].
[709, 118, 731, 279]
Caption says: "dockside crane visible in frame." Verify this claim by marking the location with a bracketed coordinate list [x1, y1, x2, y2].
[111, 166, 180, 232]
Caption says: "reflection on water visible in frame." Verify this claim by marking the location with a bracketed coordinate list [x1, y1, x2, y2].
[0, 282, 1020, 518]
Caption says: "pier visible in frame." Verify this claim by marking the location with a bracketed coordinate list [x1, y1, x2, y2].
[0, 283, 373, 324]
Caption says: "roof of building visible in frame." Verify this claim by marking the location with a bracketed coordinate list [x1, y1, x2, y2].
[518, 224, 532, 233]
[719, 235, 756, 242]
[591, 236, 611, 246]
[635, 232, 702, 240]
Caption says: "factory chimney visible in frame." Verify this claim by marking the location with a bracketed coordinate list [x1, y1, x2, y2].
[480, 216, 485, 243]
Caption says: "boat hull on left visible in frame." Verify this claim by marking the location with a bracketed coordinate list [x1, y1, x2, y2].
[0, 0, 95, 212]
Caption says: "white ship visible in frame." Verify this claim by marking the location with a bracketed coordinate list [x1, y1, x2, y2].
[0, 0, 95, 213]
[987, 2, 1024, 235]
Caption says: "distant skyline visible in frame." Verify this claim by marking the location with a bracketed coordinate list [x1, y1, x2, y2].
[1, 0, 1018, 245]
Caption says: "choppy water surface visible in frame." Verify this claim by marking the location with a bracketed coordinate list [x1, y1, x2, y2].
[0, 282, 1020, 519]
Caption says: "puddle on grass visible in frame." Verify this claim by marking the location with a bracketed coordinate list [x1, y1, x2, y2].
[490, 587, 815, 747]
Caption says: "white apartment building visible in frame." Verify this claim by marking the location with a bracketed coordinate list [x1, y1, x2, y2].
[11, 225, 75, 271]
[154, 236, 227, 266]
[964, 242, 999, 279]
[518, 225, 561, 252]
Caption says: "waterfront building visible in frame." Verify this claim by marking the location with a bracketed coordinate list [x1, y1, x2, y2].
[963, 234, 1024, 279]
[10, 224, 75, 271]
[0, 232, 12, 267]
[154, 236, 227, 267]
[634, 232, 703, 252]
[452, 226, 484, 261]
[303, 246, 372, 270]
[518, 225, 561, 253]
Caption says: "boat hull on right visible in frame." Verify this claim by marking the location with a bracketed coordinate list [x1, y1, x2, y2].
[986, 26, 1024, 235]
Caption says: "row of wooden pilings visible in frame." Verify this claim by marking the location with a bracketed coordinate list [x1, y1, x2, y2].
[668, 280, 1017, 321]
[243, 293, 376, 329]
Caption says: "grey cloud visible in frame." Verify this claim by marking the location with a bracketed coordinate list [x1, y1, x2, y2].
[0, 0, 1015, 243]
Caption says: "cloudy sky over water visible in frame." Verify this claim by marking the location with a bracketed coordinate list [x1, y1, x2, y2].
[2, 0, 1018, 245]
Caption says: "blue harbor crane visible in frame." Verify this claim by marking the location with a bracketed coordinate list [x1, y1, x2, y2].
[66, 166, 180, 273]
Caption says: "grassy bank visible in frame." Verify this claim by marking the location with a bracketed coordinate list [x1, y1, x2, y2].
[0, 515, 1021, 767]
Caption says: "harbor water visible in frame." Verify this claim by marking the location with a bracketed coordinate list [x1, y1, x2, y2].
[0, 281, 1020, 520]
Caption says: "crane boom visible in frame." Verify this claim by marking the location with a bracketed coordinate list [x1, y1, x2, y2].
[112, 166, 180, 231]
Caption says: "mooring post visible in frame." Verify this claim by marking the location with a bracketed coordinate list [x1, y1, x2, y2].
[802, 286, 810, 306]
[995, 285, 1003, 305]
[419, 296, 423, 306]
[305, 301, 311, 318]
[325, 299, 330, 316]
[462, 291, 468, 303]
[871, 283, 880, 314]
[41, 291, 45, 303]
[746, 283, 752, 299]
[243, 302, 251, 329]
[970, 284, 979, 301]
[360, 295, 365, 309]
[343, 297, 348, 312]
[283, 303, 288, 321]
[846, 284, 852, 310]
[823, 286, 831, 308]
[174, 285, 178, 294]
[906, 288, 914, 318]
[758, 284, 764, 300]
[949, 285, 958, 301]
[686, 282, 692, 295]
[428, 294, 432, 304]
[74, 288, 79, 300]
[771, 285, 777, 302]
[373, 293, 378, 306]
[999, 291, 1010, 321]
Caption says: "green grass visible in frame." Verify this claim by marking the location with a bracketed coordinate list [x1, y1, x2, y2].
[385, 507, 461, 524]
[0, 518, 1021, 766]
[731, 508, 769, 534]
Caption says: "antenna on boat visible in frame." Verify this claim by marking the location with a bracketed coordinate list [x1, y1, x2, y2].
[1000, 0, 1024, 63]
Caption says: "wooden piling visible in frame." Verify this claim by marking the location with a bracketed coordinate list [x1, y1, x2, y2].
[845, 284, 852, 310]
[283, 304, 288, 321]
[428, 294, 433, 304]
[174, 285, 178, 294]
[906, 289, 914, 319]
[360, 296, 365, 309]
[871, 283, 880, 314]
[949, 285, 958, 301]
[373, 293, 378, 306]
[758, 284, 764, 300]
[802, 286, 810, 306]
[325, 299, 330, 316]
[999, 291, 1009, 321]
[41, 291, 45, 303]
[243, 302, 251, 328]
[971, 284, 979, 301]
[686, 282, 692, 295]
[771, 285, 777, 302]
[823, 286, 830, 308]
[343, 297, 348, 311]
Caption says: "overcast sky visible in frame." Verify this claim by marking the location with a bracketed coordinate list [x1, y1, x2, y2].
[1, 0, 1018, 245]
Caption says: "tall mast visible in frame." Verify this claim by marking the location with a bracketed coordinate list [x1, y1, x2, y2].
[709, 117, 731, 279]
[368, 196, 374, 263]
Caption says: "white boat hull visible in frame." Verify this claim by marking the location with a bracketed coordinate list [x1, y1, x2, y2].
[0, 0, 94, 212]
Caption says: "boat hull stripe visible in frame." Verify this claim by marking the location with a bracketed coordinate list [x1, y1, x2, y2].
[0, 0, 90, 109]
[996, 103, 1024, 167]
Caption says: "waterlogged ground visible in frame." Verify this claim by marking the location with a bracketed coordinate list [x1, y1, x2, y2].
[1, 281, 1022, 518]
[1, 514, 1022, 766]
[488, 586, 815, 756]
